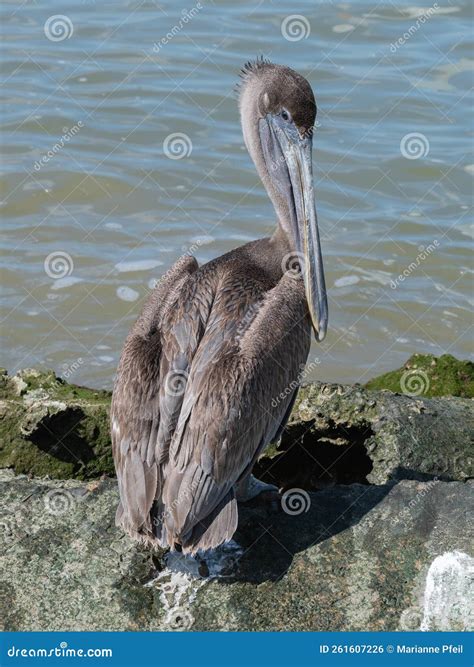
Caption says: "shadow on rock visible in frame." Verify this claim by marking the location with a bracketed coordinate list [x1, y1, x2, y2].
[227, 482, 394, 584]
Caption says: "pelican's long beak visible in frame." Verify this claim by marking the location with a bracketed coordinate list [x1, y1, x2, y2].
[259, 115, 328, 341]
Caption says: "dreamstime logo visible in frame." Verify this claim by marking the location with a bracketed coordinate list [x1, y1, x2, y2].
[281, 488, 311, 515]
[181, 237, 213, 256]
[400, 369, 430, 396]
[44, 15, 74, 42]
[61, 357, 84, 382]
[164, 369, 189, 397]
[44, 489, 75, 515]
[163, 133, 193, 160]
[391, 477, 438, 527]
[390, 240, 439, 289]
[34, 121, 84, 171]
[281, 15, 310, 41]
[400, 132, 430, 159]
[44, 251, 74, 279]
[152, 477, 200, 527]
[271, 358, 321, 408]
[166, 607, 195, 631]
[390, 3, 439, 53]
[281, 251, 305, 279]
[147, 238, 210, 292]
[268, 153, 287, 173]
[153, 2, 203, 53]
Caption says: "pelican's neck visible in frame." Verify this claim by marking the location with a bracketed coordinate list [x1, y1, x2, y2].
[269, 222, 292, 258]
[239, 83, 294, 251]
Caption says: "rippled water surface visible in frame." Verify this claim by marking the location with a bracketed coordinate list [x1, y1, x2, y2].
[1, 0, 472, 388]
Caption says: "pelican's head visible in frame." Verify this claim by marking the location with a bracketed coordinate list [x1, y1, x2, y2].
[238, 58, 327, 341]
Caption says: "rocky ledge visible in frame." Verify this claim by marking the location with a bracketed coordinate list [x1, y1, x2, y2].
[1, 471, 472, 631]
[0, 355, 472, 631]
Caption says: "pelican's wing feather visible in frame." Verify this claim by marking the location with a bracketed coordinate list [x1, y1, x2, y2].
[161, 273, 310, 552]
[113, 259, 310, 553]
[111, 254, 206, 540]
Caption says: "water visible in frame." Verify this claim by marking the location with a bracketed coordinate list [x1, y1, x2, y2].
[1, 0, 472, 389]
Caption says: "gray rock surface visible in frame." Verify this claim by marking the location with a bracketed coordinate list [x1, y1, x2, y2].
[281, 382, 473, 485]
[1, 470, 472, 631]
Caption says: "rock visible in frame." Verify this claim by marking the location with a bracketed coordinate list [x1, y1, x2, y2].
[0, 368, 112, 479]
[0, 470, 472, 631]
[265, 381, 473, 486]
[365, 353, 474, 398]
[0, 366, 472, 485]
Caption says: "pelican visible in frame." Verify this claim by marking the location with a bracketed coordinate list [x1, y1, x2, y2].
[111, 59, 328, 555]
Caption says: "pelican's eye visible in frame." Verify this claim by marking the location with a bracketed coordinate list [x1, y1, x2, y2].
[280, 109, 291, 122]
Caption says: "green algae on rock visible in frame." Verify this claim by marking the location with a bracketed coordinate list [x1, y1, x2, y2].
[0, 368, 113, 480]
[365, 353, 474, 398]
[0, 364, 472, 484]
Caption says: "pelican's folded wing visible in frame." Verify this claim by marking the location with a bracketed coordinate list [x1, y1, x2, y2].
[160, 273, 310, 553]
[111, 254, 206, 542]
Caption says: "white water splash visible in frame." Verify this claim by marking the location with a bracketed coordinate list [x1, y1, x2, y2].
[115, 259, 163, 273]
[50, 276, 83, 290]
[116, 286, 139, 302]
[332, 24, 354, 33]
[334, 275, 360, 288]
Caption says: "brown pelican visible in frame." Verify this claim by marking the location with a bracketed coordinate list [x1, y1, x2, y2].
[111, 59, 327, 555]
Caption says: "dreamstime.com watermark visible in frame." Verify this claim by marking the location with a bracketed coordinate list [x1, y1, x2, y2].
[272, 359, 321, 408]
[390, 3, 439, 53]
[7, 641, 112, 658]
[147, 237, 210, 291]
[44, 251, 74, 279]
[281, 15, 311, 41]
[390, 240, 439, 289]
[390, 477, 438, 526]
[281, 488, 311, 515]
[61, 357, 84, 382]
[34, 121, 84, 171]
[400, 368, 430, 396]
[163, 132, 192, 159]
[44, 15, 74, 42]
[153, 2, 203, 53]
[400, 132, 430, 159]
[43, 357, 84, 397]
[44, 489, 76, 515]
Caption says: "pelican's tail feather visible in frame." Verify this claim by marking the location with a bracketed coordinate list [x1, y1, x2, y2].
[180, 490, 238, 555]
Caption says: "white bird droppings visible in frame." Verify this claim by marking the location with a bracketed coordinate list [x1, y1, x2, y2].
[420, 550, 474, 631]
[145, 540, 244, 631]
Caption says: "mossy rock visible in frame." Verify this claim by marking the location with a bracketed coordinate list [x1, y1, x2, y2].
[365, 353, 474, 398]
[0, 368, 113, 480]
[0, 357, 472, 483]
[0, 367, 110, 403]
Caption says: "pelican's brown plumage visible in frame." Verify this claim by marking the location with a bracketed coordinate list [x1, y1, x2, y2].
[111, 59, 328, 554]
